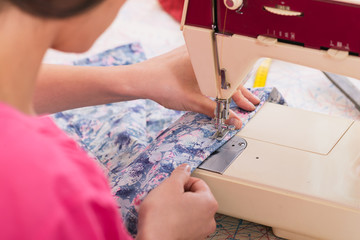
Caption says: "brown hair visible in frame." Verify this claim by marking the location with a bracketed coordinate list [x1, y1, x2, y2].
[4, 0, 104, 18]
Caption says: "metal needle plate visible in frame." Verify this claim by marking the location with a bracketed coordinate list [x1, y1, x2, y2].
[198, 135, 247, 174]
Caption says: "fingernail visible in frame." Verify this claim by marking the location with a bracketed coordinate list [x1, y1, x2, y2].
[247, 99, 256, 110]
[228, 118, 242, 129]
[178, 163, 191, 173]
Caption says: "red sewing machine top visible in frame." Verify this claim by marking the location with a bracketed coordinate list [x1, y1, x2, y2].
[185, 0, 360, 56]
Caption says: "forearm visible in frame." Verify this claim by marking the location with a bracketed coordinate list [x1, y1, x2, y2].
[35, 47, 258, 122]
[34, 64, 148, 114]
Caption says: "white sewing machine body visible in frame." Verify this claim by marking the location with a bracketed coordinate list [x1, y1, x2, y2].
[181, 0, 360, 239]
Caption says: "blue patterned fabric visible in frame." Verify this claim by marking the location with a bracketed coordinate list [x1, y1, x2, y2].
[53, 43, 184, 181]
[113, 88, 285, 235]
[51, 43, 286, 236]
[73, 43, 145, 67]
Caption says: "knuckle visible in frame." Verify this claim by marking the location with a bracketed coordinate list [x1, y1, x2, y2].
[197, 178, 207, 185]
[208, 200, 218, 214]
[204, 194, 218, 213]
[208, 219, 217, 235]
[211, 199, 219, 212]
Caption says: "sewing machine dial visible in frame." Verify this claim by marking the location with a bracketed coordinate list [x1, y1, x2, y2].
[224, 0, 243, 10]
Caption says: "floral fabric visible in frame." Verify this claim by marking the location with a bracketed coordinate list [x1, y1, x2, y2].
[52, 43, 286, 235]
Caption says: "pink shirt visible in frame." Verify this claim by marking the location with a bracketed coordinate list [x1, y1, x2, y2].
[0, 103, 133, 240]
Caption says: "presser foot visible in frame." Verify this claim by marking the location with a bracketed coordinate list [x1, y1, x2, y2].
[211, 124, 236, 140]
[212, 98, 235, 140]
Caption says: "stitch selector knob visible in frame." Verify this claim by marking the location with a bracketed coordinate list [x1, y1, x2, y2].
[224, 0, 243, 10]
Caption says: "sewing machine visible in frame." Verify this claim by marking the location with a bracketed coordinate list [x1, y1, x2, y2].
[181, 0, 360, 239]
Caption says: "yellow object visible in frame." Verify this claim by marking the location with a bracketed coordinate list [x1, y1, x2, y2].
[253, 58, 272, 88]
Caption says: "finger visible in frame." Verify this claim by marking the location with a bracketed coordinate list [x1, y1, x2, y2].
[192, 96, 243, 129]
[184, 177, 211, 193]
[239, 86, 261, 105]
[232, 90, 256, 111]
[169, 164, 191, 191]
[206, 218, 218, 237]
[184, 177, 198, 191]
[190, 95, 216, 118]
[225, 109, 242, 129]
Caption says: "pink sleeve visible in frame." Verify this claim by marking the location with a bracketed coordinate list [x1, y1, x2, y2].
[0, 109, 134, 240]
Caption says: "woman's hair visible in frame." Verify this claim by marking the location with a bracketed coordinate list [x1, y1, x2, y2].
[2, 0, 104, 18]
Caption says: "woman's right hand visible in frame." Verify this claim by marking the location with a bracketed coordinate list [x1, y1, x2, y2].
[136, 164, 218, 240]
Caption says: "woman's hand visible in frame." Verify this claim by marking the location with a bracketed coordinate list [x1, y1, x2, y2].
[136, 164, 218, 240]
[134, 46, 260, 129]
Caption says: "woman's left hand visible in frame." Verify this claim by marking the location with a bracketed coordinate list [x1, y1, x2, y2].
[134, 46, 260, 129]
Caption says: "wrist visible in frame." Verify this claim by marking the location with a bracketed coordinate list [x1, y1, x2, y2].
[107, 63, 157, 101]
[102, 65, 142, 101]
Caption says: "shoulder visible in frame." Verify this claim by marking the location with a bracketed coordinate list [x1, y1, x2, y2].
[0, 104, 100, 183]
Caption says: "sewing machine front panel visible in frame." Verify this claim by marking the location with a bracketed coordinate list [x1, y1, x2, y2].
[185, 0, 360, 55]
[192, 103, 360, 240]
